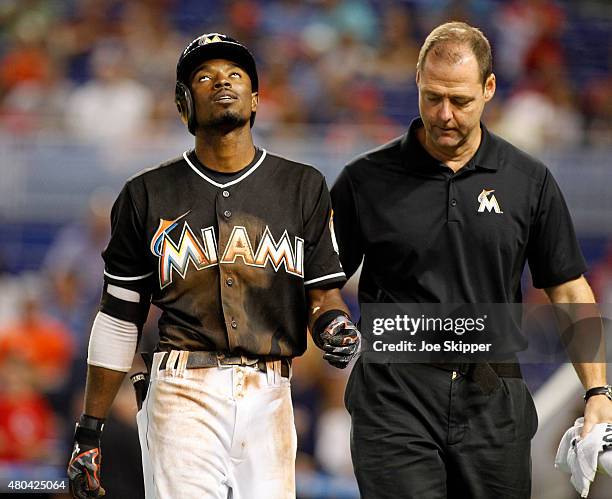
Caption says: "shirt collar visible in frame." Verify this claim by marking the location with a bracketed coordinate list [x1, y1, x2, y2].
[470, 123, 500, 171]
[401, 117, 500, 173]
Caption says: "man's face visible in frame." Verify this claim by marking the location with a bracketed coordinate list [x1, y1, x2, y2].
[416, 47, 495, 151]
[190, 58, 257, 130]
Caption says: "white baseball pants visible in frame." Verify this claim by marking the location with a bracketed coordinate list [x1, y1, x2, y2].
[136, 351, 297, 499]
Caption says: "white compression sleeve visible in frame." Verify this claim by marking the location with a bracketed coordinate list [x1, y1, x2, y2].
[87, 311, 138, 372]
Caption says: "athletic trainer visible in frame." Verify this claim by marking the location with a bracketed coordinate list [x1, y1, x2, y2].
[67, 33, 360, 499]
[331, 22, 612, 498]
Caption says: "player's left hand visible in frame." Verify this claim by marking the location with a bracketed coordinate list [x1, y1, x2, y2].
[581, 396, 612, 439]
[318, 315, 361, 369]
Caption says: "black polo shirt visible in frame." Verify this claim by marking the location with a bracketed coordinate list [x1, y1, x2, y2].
[330, 118, 587, 305]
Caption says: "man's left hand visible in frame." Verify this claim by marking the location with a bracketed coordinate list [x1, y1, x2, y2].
[581, 395, 612, 438]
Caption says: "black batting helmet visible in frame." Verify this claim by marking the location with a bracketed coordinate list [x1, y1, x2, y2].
[175, 33, 259, 135]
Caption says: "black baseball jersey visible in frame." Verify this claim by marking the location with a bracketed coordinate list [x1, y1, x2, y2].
[331, 118, 587, 305]
[101, 147, 346, 357]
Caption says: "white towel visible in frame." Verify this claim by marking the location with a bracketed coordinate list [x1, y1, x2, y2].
[555, 417, 612, 498]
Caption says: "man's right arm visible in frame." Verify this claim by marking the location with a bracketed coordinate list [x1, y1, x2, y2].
[69, 305, 144, 498]
[330, 167, 365, 280]
[83, 365, 129, 419]
[83, 304, 146, 412]
[83, 180, 153, 416]
[69, 180, 152, 498]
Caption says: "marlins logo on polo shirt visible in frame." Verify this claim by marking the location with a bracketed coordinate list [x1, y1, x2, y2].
[477, 188, 503, 214]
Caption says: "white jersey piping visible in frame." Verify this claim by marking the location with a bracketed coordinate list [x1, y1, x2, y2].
[304, 272, 346, 286]
[104, 270, 154, 281]
[183, 149, 267, 188]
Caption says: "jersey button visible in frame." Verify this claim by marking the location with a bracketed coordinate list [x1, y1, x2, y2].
[224, 210, 232, 218]
[231, 320, 238, 329]
[450, 199, 457, 207]
[222, 190, 230, 198]
[226, 277, 234, 287]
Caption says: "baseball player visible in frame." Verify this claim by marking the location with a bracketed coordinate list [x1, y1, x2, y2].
[67, 33, 360, 499]
[330, 22, 612, 499]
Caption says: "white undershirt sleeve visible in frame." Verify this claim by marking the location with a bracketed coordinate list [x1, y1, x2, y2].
[87, 311, 139, 372]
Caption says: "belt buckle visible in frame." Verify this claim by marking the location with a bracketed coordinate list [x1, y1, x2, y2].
[242, 355, 258, 367]
[216, 353, 258, 367]
[216, 352, 229, 368]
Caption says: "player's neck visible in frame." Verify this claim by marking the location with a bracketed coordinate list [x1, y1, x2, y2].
[194, 127, 256, 173]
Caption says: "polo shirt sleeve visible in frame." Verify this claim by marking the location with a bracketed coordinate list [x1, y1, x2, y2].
[101, 181, 155, 294]
[527, 169, 587, 288]
[302, 174, 346, 289]
[330, 167, 365, 280]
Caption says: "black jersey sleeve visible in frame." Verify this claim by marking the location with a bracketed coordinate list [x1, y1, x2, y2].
[330, 167, 365, 280]
[101, 181, 155, 294]
[302, 174, 346, 289]
[527, 169, 587, 289]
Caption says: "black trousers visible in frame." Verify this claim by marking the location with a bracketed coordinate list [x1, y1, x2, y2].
[345, 357, 538, 499]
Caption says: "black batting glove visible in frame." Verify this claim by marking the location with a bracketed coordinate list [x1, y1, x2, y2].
[314, 313, 361, 369]
[67, 414, 106, 499]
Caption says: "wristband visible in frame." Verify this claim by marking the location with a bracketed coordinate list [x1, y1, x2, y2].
[584, 385, 612, 402]
[74, 414, 105, 447]
[312, 309, 350, 339]
[78, 414, 106, 432]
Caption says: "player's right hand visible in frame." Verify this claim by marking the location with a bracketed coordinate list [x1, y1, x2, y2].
[67, 415, 106, 498]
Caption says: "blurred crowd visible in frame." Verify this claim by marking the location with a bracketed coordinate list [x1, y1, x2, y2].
[0, 0, 611, 497]
[0, 0, 610, 152]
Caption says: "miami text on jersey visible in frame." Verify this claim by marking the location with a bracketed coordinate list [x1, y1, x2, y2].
[150, 214, 304, 289]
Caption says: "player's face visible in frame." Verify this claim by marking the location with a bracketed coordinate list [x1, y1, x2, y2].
[190, 59, 258, 130]
[417, 49, 495, 152]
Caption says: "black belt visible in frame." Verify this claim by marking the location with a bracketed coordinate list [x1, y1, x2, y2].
[429, 361, 522, 395]
[157, 351, 291, 378]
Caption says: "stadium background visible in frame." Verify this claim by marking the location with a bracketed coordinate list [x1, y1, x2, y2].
[0, 0, 610, 497]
